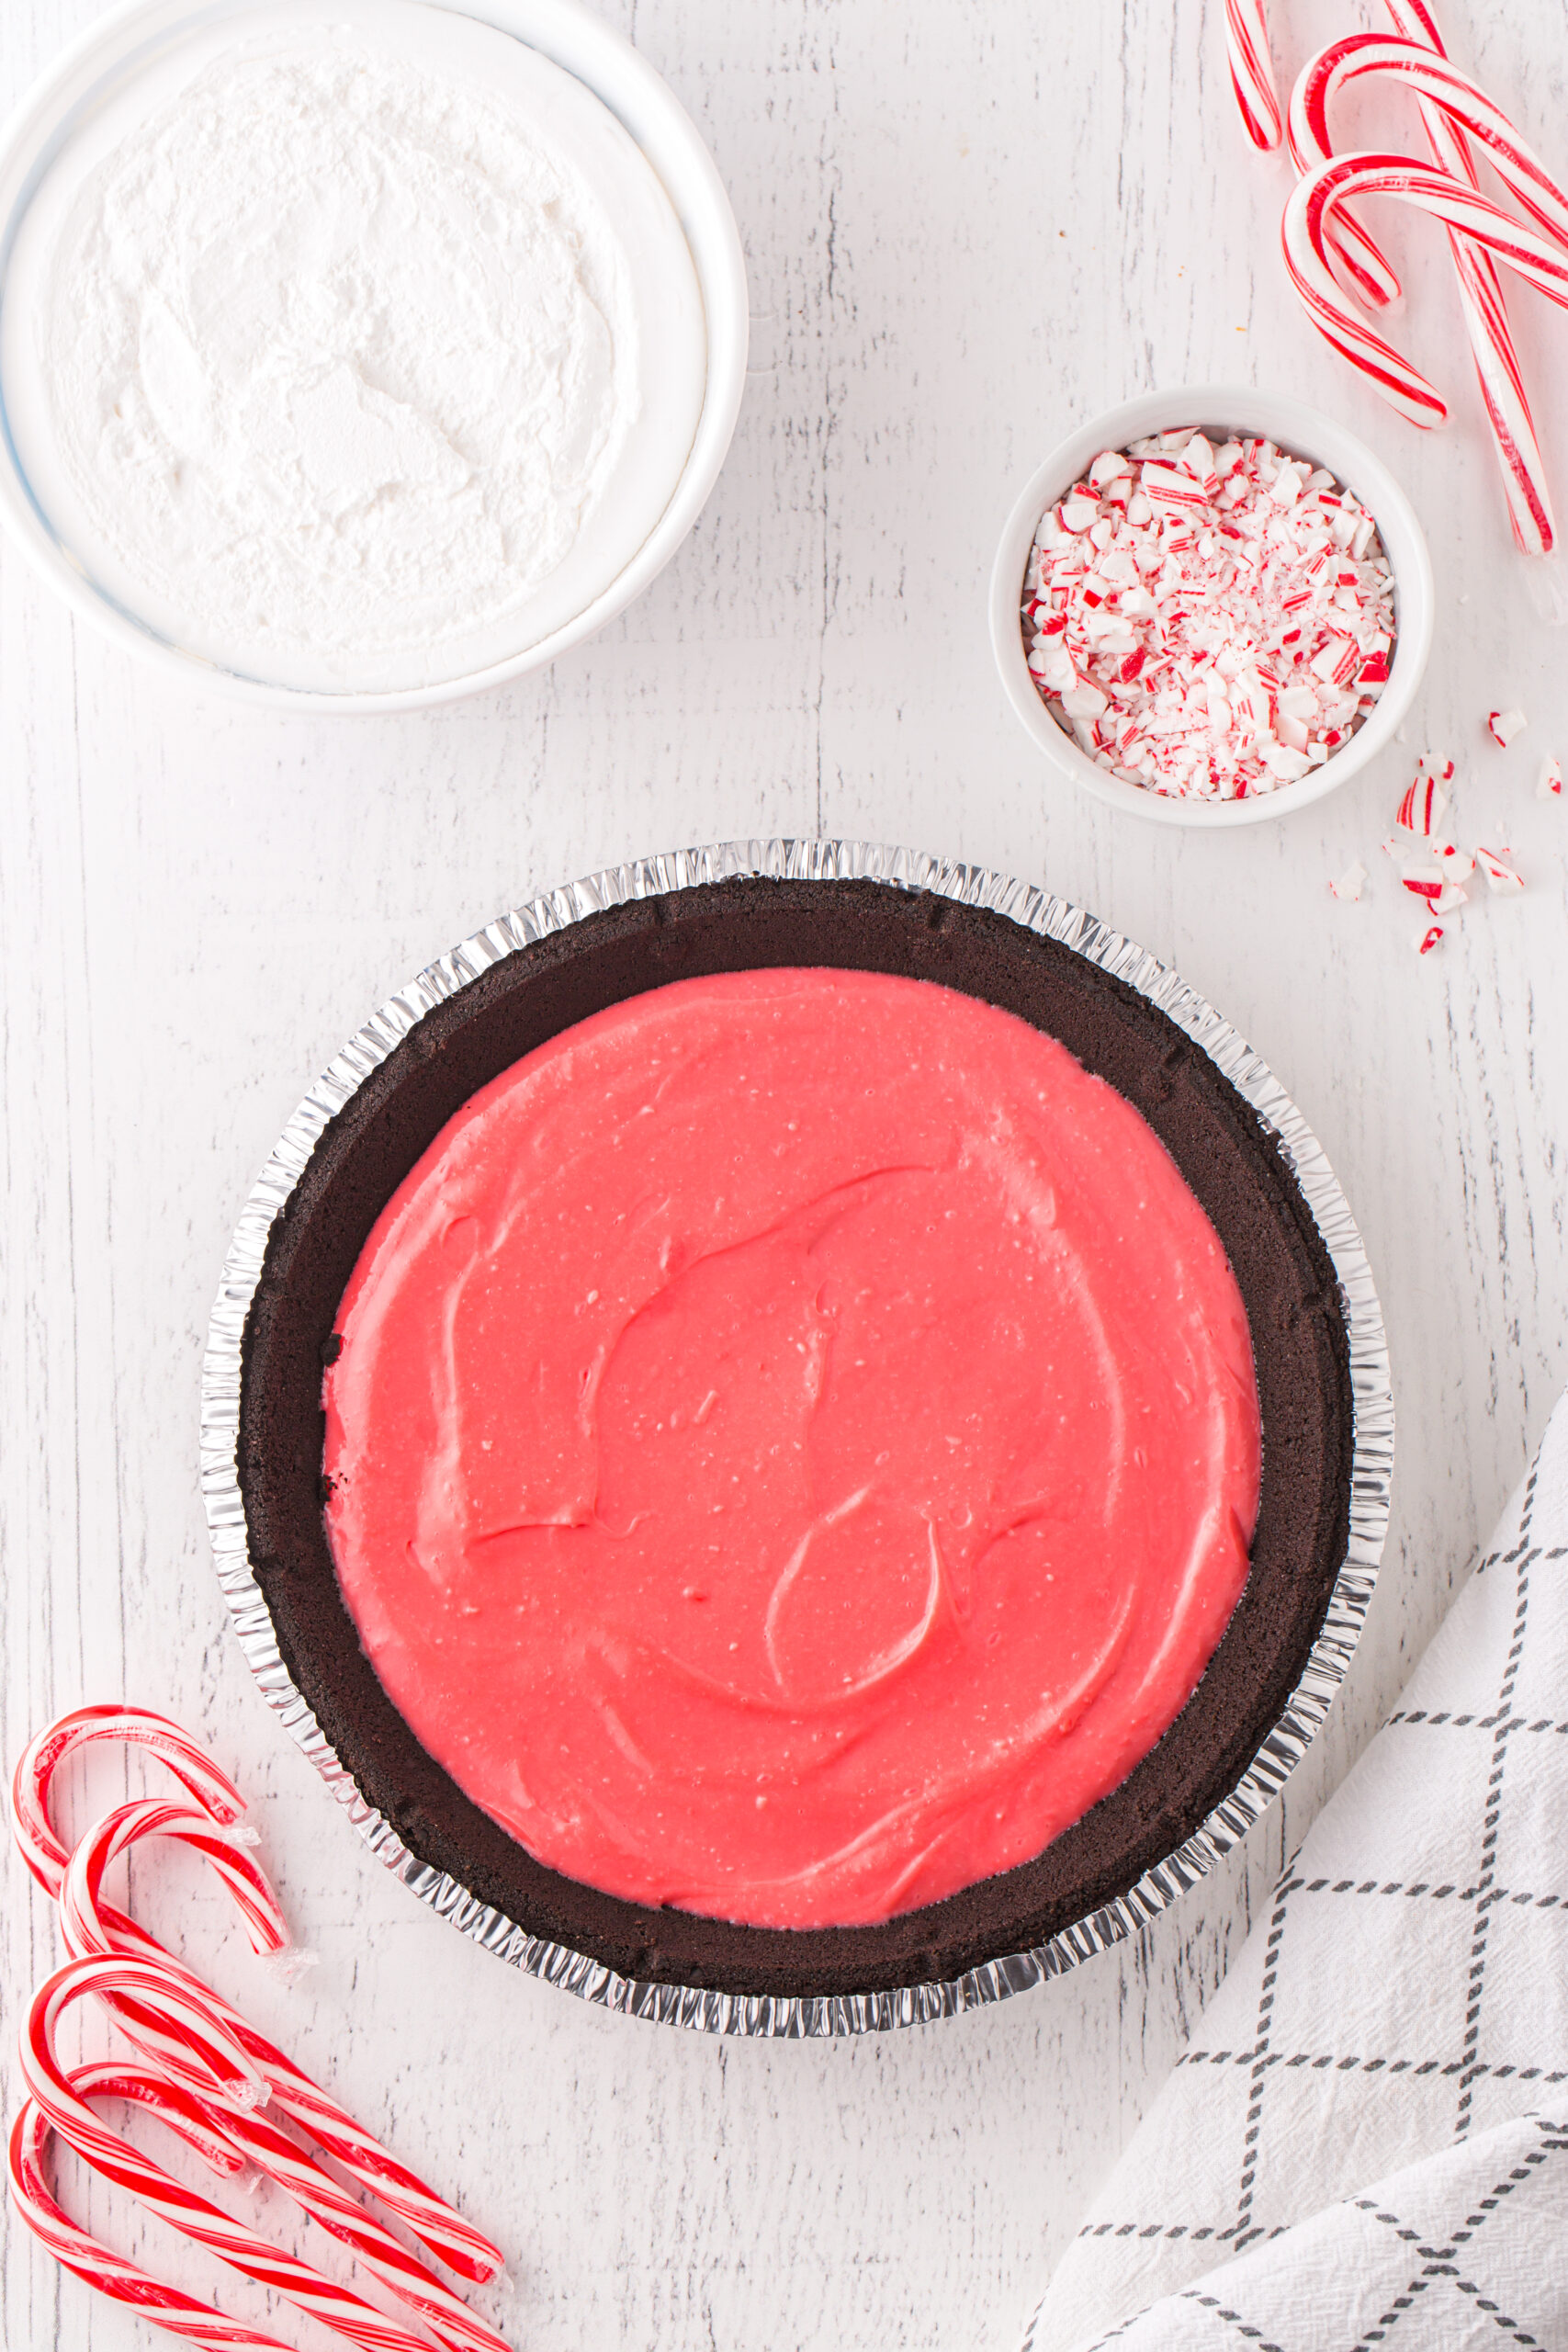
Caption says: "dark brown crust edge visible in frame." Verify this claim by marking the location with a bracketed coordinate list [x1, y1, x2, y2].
[236, 876, 1352, 2001]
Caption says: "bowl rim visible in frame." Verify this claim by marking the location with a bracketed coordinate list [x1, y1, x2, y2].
[988, 383, 1435, 828]
[201, 837, 1394, 2037]
[0, 0, 750, 711]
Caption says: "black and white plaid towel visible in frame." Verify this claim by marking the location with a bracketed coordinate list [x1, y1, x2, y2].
[1022, 1389, 1568, 2351]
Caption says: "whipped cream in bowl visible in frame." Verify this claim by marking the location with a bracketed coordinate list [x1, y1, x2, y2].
[0, 0, 746, 706]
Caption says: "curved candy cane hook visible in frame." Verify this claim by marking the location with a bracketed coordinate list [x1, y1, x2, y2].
[12, 1705, 246, 1900]
[1282, 153, 1568, 429]
[60, 1798, 290, 1963]
[1289, 28, 1562, 553]
[9, 2097, 296, 2352]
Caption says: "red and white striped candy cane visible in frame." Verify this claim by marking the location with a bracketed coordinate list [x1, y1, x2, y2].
[51, 1795, 289, 2134]
[17, 1706, 504, 2282]
[61, 1798, 290, 1962]
[21, 1957, 451, 2352]
[1288, 32, 1566, 550]
[70, 1968, 506, 2287]
[16, 2054, 509, 2352]
[68, 2060, 261, 2178]
[1226, 0, 1283, 152]
[25, 1953, 267, 2114]
[1282, 153, 1568, 427]
[12, 1705, 247, 1900]
[70, 1958, 507, 2286]
[1385, 1, 1555, 553]
[1290, 41, 1568, 261]
[172, 2089, 513, 2352]
[9, 2098, 298, 2352]
[1224, 6, 1401, 305]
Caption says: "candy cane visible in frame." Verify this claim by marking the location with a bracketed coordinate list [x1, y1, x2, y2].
[1226, 0, 1283, 152]
[37, 2052, 512, 2352]
[12, 1705, 246, 1900]
[16, 1707, 504, 2282]
[50, 1828, 510, 2352]
[1382, 2, 1556, 554]
[25, 1954, 265, 2128]
[61, 1797, 289, 1962]
[1281, 153, 1568, 427]
[1288, 31, 1565, 551]
[10, 2098, 298, 2352]
[1277, 36, 1404, 311]
[1291, 41, 1568, 258]
[22, 1958, 448, 2352]
[166, 2088, 513, 2352]
[68, 2060, 260, 2179]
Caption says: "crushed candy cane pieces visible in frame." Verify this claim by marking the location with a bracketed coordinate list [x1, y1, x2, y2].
[1021, 430, 1394, 801]
[1329, 860, 1367, 902]
[1539, 756, 1562, 800]
[1486, 707, 1528, 748]
[1474, 845, 1525, 895]
[1378, 764, 1529, 961]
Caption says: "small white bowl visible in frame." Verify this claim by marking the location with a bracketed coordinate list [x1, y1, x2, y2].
[989, 385, 1434, 828]
[0, 0, 749, 712]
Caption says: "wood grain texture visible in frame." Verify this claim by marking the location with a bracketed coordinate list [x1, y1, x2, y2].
[3, 2, 1566, 2347]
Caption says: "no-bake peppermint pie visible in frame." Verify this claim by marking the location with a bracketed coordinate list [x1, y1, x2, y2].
[237, 876, 1353, 1999]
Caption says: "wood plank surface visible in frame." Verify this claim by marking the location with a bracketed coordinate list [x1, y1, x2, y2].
[3, 3, 1566, 2346]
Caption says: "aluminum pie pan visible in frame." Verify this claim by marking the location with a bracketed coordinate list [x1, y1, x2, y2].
[200, 836, 1393, 2038]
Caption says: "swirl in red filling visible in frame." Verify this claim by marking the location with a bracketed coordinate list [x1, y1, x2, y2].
[323, 969, 1260, 1928]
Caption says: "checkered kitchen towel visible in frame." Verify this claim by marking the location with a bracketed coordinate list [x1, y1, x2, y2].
[1022, 1387, 1568, 2351]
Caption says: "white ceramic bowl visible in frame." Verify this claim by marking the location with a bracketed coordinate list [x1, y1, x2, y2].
[0, 0, 749, 712]
[989, 385, 1434, 828]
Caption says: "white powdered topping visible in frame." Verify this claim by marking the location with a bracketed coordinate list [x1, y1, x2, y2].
[3, 3, 705, 690]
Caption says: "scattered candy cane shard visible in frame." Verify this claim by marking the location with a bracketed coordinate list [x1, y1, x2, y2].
[1329, 860, 1368, 901]
[1396, 761, 1450, 838]
[1475, 844, 1525, 893]
[1226, 0, 1283, 151]
[1416, 924, 1445, 955]
[1021, 431, 1394, 801]
[1487, 707, 1527, 746]
[1281, 154, 1568, 435]
[1539, 755, 1563, 798]
[1399, 871, 1467, 914]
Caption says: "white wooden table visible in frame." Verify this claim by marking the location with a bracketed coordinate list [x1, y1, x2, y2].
[4, 3, 1567, 2346]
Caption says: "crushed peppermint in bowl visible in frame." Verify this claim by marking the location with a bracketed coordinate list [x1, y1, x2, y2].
[1026, 435, 1393, 797]
[990, 388, 1434, 828]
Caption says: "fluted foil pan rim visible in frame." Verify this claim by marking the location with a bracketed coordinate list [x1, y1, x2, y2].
[200, 838, 1393, 2036]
